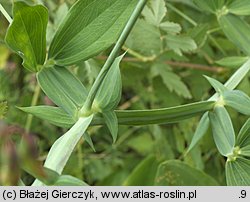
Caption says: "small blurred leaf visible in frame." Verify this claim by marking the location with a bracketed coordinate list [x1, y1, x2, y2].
[94, 55, 123, 111]
[37, 66, 88, 117]
[218, 14, 250, 56]
[159, 21, 181, 34]
[0, 44, 9, 69]
[223, 90, 250, 115]
[228, 0, 250, 16]
[204, 76, 227, 94]
[125, 19, 162, 56]
[5, 2, 48, 72]
[226, 157, 250, 186]
[23, 165, 59, 185]
[0, 101, 7, 119]
[187, 112, 209, 153]
[123, 155, 160, 186]
[216, 56, 249, 68]
[155, 160, 218, 185]
[209, 106, 235, 157]
[83, 132, 96, 152]
[193, 0, 225, 13]
[151, 63, 192, 99]
[164, 35, 197, 56]
[19, 106, 75, 128]
[142, 0, 167, 26]
[103, 111, 118, 143]
[53, 175, 88, 186]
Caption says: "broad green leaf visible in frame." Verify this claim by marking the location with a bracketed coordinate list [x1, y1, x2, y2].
[103, 111, 118, 143]
[224, 59, 250, 90]
[142, 0, 167, 26]
[228, 0, 250, 16]
[5, 2, 48, 72]
[33, 115, 94, 186]
[44, 115, 93, 174]
[83, 132, 96, 152]
[159, 21, 182, 34]
[94, 55, 123, 111]
[151, 63, 192, 99]
[226, 157, 250, 186]
[123, 155, 160, 186]
[216, 56, 249, 68]
[0, 101, 7, 119]
[223, 90, 250, 115]
[19, 106, 75, 128]
[218, 14, 250, 56]
[91, 101, 215, 126]
[204, 76, 227, 94]
[193, 0, 225, 13]
[164, 35, 197, 56]
[53, 175, 88, 186]
[209, 106, 235, 157]
[37, 66, 87, 117]
[48, 0, 137, 65]
[155, 160, 218, 185]
[236, 118, 250, 157]
[186, 112, 209, 153]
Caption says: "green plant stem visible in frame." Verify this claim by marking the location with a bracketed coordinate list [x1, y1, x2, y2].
[0, 4, 12, 23]
[166, 3, 197, 26]
[91, 101, 215, 126]
[81, 0, 148, 115]
[25, 84, 41, 132]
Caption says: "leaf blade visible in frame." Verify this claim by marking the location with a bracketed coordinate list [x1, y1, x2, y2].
[5, 2, 48, 72]
[49, 0, 137, 65]
[209, 106, 235, 156]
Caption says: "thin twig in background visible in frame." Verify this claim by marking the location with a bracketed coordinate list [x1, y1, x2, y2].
[97, 56, 226, 73]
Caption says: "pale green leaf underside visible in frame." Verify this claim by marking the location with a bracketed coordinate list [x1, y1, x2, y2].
[223, 90, 250, 116]
[19, 106, 75, 128]
[216, 56, 249, 68]
[204, 75, 227, 94]
[94, 55, 123, 111]
[226, 157, 250, 186]
[5, 2, 48, 72]
[33, 115, 93, 186]
[190, 59, 250, 152]
[186, 112, 209, 153]
[103, 111, 118, 143]
[209, 106, 235, 157]
[228, 0, 250, 16]
[236, 118, 250, 148]
[49, 0, 137, 65]
[44, 115, 93, 174]
[155, 160, 218, 185]
[219, 14, 250, 56]
[37, 66, 88, 117]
